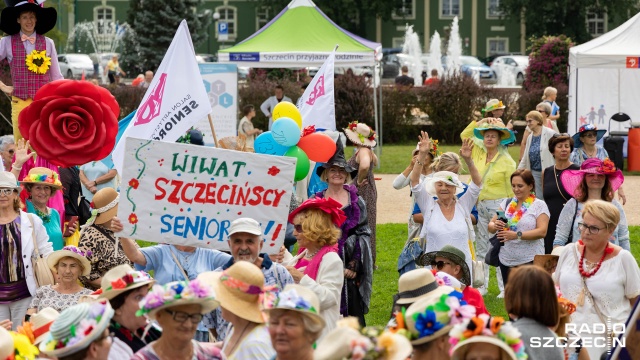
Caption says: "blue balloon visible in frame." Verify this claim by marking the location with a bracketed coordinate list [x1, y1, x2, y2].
[272, 117, 301, 147]
[254, 132, 289, 156]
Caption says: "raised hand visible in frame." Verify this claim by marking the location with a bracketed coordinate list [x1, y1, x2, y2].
[417, 130, 431, 156]
[13, 138, 34, 167]
[459, 138, 474, 161]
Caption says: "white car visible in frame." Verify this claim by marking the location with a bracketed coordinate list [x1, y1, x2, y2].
[490, 55, 529, 85]
[58, 54, 95, 79]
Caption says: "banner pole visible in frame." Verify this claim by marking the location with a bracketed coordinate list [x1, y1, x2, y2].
[207, 114, 219, 147]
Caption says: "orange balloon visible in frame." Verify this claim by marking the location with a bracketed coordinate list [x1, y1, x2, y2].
[297, 133, 336, 162]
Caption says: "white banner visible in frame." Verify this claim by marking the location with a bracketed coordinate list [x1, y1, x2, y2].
[299, 51, 335, 130]
[218, 51, 374, 67]
[198, 63, 238, 145]
[117, 138, 296, 254]
[112, 20, 212, 173]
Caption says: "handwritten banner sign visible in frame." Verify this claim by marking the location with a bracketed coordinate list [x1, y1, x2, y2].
[117, 137, 296, 254]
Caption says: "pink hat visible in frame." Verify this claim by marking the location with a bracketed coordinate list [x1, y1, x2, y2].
[560, 158, 624, 198]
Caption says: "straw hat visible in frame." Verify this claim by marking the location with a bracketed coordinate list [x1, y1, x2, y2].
[533, 246, 565, 273]
[98, 264, 155, 300]
[40, 300, 114, 358]
[572, 124, 606, 148]
[473, 124, 516, 146]
[395, 268, 440, 305]
[483, 99, 506, 114]
[198, 261, 266, 324]
[30, 307, 60, 345]
[420, 245, 471, 286]
[46, 246, 92, 277]
[0, 171, 21, 192]
[314, 325, 412, 360]
[137, 279, 219, 321]
[263, 284, 325, 329]
[344, 121, 376, 148]
[449, 315, 527, 360]
[560, 158, 624, 198]
[0, 327, 12, 360]
[423, 171, 465, 197]
[20, 167, 62, 190]
[90, 187, 119, 225]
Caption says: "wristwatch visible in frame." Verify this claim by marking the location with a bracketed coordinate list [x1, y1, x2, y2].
[516, 231, 522, 240]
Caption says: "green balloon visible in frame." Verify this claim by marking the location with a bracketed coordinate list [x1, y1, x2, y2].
[284, 146, 310, 182]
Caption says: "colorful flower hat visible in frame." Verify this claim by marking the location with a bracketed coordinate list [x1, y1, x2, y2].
[315, 320, 413, 360]
[423, 171, 466, 197]
[402, 286, 477, 345]
[39, 300, 114, 358]
[412, 139, 440, 158]
[20, 167, 62, 190]
[17, 307, 60, 345]
[0, 0, 58, 36]
[136, 279, 219, 320]
[419, 245, 471, 286]
[449, 314, 527, 360]
[288, 197, 347, 228]
[198, 261, 266, 324]
[263, 284, 325, 329]
[0, 327, 40, 360]
[46, 246, 92, 277]
[482, 99, 506, 115]
[572, 124, 606, 148]
[99, 264, 155, 300]
[560, 158, 624, 198]
[473, 123, 516, 146]
[344, 121, 376, 148]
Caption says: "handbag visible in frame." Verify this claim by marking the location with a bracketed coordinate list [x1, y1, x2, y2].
[462, 209, 485, 288]
[397, 237, 427, 275]
[485, 234, 502, 267]
[28, 214, 55, 287]
[78, 196, 92, 226]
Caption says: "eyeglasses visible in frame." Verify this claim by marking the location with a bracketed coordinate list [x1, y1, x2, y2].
[293, 223, 303, 233]
[581, 132, 597, 138]
[577, 222, 606, 235]
[165, 309, 203, 324]
[96, 332, 115, 342]
[0, 189, 15, 197]
[430, 260, 453, 270]
[551, 133, 570, 138]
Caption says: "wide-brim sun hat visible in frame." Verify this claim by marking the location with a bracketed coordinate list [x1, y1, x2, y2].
[424, 171, 465, 197]
[0, 171, 21, 192]
[473, 124, 516, 146]
[263, 284, 325, 329]
[40, 300, 114, 358]
[420, 245, 471, 286]
[198, 261, 266, 324]
[572, 124, 607, 148]
[395, 268, 439, 305]
[90, 187, 119, 225]
[46, 246, 92, 276]
[344, 121, 376, 148]
[450, 335, 518, 360]
[0, 0, 58, 36]
[136, 279, 219, 321]
[29, 307, 60, 345]
[20, 167, 62, 190]
[560, 157, 624, 198]
[98, 264, 155, 300]
[314, 326, 413, 360]
[449, 315, 527, 360]
[288, 197, 347, 227]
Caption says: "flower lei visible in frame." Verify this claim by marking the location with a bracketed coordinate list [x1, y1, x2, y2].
[410, 291, 475, 340]
[448, 314, 527, 360]
[264, 288, 318, 314]
[136, 279, 213, 317]
[10, 331, 40, 359]
[42, 301, 109, 352]
[25, 49, 52, 75]
[347, 121, 376, 143]
[106, 270, 151, 291]
[505, 194, 535, 231]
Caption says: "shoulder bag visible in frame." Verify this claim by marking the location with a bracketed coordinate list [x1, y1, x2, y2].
[28, 214, 56, 287]
[461, 204, 485, 288]
[170, 248, 191, 281]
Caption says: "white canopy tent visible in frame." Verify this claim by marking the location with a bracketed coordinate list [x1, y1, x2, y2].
[568, 11, 640, 135]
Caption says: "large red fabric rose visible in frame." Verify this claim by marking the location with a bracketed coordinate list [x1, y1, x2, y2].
[18, 79, 119, 167]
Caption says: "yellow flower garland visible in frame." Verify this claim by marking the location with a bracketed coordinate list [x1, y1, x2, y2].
[25, 49, 51, 75]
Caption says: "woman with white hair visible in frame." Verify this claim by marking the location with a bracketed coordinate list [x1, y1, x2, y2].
[410, 132, 482, 276]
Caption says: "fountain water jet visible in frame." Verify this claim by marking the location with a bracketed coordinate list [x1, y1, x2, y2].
[427, 31, 444, 79]
[401, 24, 423, 87]
[445, 16, 462, 78]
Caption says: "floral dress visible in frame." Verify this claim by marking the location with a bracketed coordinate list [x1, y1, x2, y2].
[28, 285, 92, 312]
[348, 150, 377, 264]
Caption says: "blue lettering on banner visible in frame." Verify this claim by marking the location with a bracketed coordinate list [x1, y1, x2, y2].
[230, 53, 260, 62]
[160, 214, 231, 241]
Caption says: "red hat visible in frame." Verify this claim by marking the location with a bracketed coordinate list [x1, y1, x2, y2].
[288, 197, 347, 228]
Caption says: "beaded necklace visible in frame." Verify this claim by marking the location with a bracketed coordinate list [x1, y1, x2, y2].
[577, 240, 613, 278]
[504, 194, 535, 231]
[33, 206, 50, 223]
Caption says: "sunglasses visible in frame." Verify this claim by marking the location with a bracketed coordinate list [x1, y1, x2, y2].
[581, 132, 597, 138]
[293, 223, 303, 233]
[430, 260, 453, 270]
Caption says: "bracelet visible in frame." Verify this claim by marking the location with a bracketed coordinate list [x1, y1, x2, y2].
[94, 181, 98, 187]
[12, 164, 22, 171]
[416, 159, 424, 166]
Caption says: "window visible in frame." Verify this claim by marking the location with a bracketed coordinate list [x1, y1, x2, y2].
[440, 0, 462, 18]
[215, 6, 237, 39]
[487, 0, 503, 18]
[256, 7, 269, 31]
[487, 38, 508, 56]
[93, 6, 116, 53]
[392, 37, 405, 49]
[586, 10, 606, 37]
[392, 0, 415, 19]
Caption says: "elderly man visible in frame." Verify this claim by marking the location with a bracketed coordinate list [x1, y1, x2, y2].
[0, 135, 15, 171]
[140, 70, 153, 88]
[204, 217, 293, 341]
[260, 85, 292, 130]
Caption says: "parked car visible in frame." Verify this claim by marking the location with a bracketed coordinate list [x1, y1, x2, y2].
[58, 54, 95, 79]
[196, 53, 217, 63]
[380, 53, 415, 78]
[490, 55, 529, 84]
[442, 55, 497, 84]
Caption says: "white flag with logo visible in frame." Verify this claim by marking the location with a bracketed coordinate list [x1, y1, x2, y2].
[112, 20, 212, 173]
[299, 51, 335, 130]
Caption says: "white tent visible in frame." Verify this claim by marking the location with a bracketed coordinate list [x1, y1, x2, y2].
[568, 11, 640, 134]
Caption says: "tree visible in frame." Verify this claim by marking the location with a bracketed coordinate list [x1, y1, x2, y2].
[499, 0, 638, 44]
[124, 0, 211, 73]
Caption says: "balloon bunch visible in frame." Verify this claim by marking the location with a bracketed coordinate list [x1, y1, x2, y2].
[254, 101, 336, 181]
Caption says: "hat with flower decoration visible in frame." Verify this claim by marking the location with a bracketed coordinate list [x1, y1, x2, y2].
[572, 124, 606, 148]
[136, 279, 219, 320]
[98, 264, 155, 300]
[449, 314, 527, 360]
[16, 307, 60, 345]
[560, 157, 624, 198]
[1, 327, 40, 360]
[46, 246, 91, 276]
[20, 167, 62, 190]
[482, 99, 506, 116]
[263, 284, 325, 329]
[344, 121, 376, 148]
[423, 171, 466, 197]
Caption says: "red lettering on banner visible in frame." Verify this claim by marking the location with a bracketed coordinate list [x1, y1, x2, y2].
[135, 73, 168, 125]
[167, 179, 184, 204]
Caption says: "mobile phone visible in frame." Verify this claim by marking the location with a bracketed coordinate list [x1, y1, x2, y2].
[496, 210, 507, 222]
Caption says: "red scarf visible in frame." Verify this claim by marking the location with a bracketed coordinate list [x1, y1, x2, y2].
[299, 244, 338, 280]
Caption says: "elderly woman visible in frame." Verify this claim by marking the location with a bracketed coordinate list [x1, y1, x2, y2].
[410, 133, 481, 277]
[344, 121, 378, 265]
[554, 200, 640, 360]
[79, 159, 117, 202]
[264, 284, 325, 360]
[282, 197, 346, 337]
[98, 264, 159, 356]
[313, 142, 372, 326]
[541, 134, 579, 254]
[519, 102, 558, 161]
[0, 171, 52, 330]
[517, 111, 557, 200]
[78, 188, 136, 290]
[554, 158, 629, 250]
[21, 167, 66, 250]
[461, 117, 516, 296]
[488, 169, 550, 285]
[27, 246, 92, 314]
[199, 262, 274, 359]
[133, 279, 223, 359]
[449, 315, 528, 360]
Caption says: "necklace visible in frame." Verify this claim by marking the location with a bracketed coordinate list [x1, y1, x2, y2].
[305, 248, 320, 259]
[583, 147, 597, 158]
[505, 195, 535, 231]
[578, 241, 613, 278]
[33, 206, 50, 223]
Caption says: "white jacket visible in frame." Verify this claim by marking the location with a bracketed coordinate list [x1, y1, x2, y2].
[19, 211, 53, 296]
[518, 127, 557, 171]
